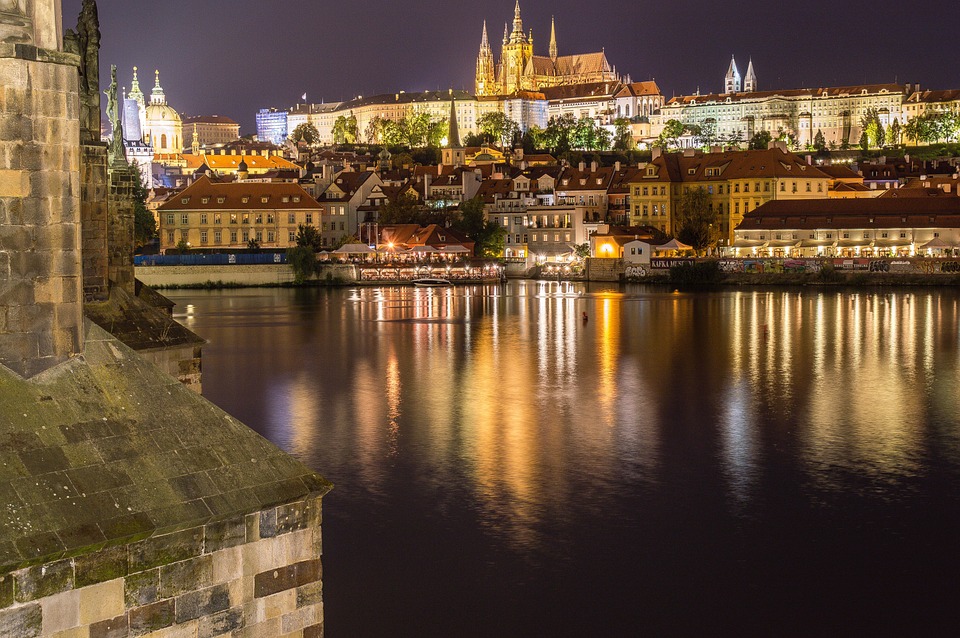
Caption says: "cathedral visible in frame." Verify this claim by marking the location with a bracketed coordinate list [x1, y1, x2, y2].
[475, 2, 620, 96]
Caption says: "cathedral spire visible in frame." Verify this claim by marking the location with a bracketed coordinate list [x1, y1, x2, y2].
[549, 16, 558, 61]
[510, 1, 525, 43]
[128, 65, 145, 109]
[502, 22, 508, 46]
[744, 57, 757, 93]
[481, 19, 489, 50]
[724, 55, 741, 94]
[446, 100, 461, 149]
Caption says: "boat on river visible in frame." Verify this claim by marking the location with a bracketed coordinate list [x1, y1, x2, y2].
[412, 277, 453, 287]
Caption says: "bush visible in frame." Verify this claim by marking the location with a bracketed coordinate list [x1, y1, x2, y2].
[286, 246, 318, 284]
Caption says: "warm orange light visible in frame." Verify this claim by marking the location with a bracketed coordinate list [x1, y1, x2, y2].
[601, 243, 614, 255]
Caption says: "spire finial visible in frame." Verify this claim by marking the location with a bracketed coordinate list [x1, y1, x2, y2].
[549, 16, 558, 61]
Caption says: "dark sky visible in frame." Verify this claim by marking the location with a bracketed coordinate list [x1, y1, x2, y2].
[62, 0, 959, 135]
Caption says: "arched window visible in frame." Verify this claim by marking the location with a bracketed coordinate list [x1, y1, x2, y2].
[161, 134, 167, 149]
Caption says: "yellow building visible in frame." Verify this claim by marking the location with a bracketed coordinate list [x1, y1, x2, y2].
[156, 176, 321, 251]
[629, 146, 833, 244]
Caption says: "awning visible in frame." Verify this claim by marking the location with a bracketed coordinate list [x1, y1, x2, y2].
[767, 240, 801, 248]
[731, 239, 768, 248]
[655, 238, 694, 251]
[837, 239, 872, 248]
[439, 245, 471, 253]
[334, 243, 376, 254]
[920, 237, 956, 249]
[411, 246, 438, 253]
[799, 239, 837, 248]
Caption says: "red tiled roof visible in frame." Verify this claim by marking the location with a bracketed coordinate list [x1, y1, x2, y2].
[157, 176, 320, 211]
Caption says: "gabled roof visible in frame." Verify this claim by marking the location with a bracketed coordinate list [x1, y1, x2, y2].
[540, 82, 623, 102]
[183, 115, 240, 126]
[556, 166, 617, 192]
[630, 148, 831, 183]
[737, 197, 960, 231]
[157, 176, 320, 211]
[321, 171, 376, 201]
[667, 84, 906, 106]
[475, 179, 515, 203]
[615, 81, 662, 99]
[183, 154, 299, 172]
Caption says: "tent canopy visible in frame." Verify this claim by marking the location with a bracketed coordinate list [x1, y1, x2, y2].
[334, 243, 376, 254]
[439, 246, 471, 253]
[920, 237, 955, 250]
[655, 238, 694, 252]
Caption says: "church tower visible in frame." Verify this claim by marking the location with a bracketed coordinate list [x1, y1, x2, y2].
[549, 16, 558, 62]
[475, 21, 497, 96]
[724, 55, 741, 94]
[499, 1, 533, 95]
[743, 57, 757, 93]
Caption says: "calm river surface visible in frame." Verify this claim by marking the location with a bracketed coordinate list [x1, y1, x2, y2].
[166, 283, 960, 636]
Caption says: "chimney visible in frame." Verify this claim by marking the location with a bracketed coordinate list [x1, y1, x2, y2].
[578, 161, 586, 171]
[615, 161, 621, 171]
[651, 147, 662, 160]
[710, 145, 722, 154]
[591, 161, 598, 172]
[424, 172, 433, 193]
[806, 155, 812, 165]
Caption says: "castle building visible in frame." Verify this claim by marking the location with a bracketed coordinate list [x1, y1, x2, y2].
[475, 2, 620, 96]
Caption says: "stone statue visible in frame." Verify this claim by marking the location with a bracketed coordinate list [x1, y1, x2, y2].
[74, 0, 100, 142]
[105, 65, 127, 167]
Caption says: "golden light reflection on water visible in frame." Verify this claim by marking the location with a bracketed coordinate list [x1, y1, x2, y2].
[185, 285, 960, 550]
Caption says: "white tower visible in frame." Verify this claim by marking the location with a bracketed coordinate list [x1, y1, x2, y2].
[724, 55, 741, 94]
[743, 57, 757, 93]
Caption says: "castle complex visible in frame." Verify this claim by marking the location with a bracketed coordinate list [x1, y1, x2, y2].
[475, 1, 621, 96]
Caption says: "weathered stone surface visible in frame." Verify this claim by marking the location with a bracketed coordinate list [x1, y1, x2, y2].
[253, 559, 322, 599]
[0, 573, 12, 608]
[303, 622, 324, 638]
[123, 569, 158, 610]
[74, 545, 127, 588]
[173, 584, 230, 624]
[159, 555, 213, 599]
[129, 528, 203, 574]
[128, 599, 174, 636]
[203, 517, 245, 554]
[14, 558, 74, 602]
[88, 613, 128, 638]
[39, 588, 80, 634]
[296, 581, 323, 609]
[78, 578, 124, 625]
[0, 603, 42, 637]
[197, 606, 243, 638]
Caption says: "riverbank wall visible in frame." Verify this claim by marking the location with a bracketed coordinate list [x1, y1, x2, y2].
[136, 264, 360, 288]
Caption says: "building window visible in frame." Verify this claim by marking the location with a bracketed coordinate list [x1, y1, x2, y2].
[180, 214, 188, 225]
[243, 214, 250, 224]
[165, 214, 174, 225]
[230, 213, 238, 224]
[256, 214, 263, 224]
[306, 213, 313, 224]
[806, 182, 812, 192]
[288, 213, 296, 224]
[230, 230, 237, 243]
[214, 231, 222, 244]
[267, 231, 275, 242]
[166, 230, 174, 244]
[780, 183, 785, 192]
[200, 231, 208, 244]
[256, 231, 263, 242]
[200, 214, 207, 225]
[214, 214, 221, 224]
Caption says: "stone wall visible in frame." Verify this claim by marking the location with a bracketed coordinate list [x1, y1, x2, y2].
[107, 165, 137, 296]
[139, 343, 203, 394]
[0, 45, 83, 378]
[0, 495, 325, 638]
[80, 143, 108, 302]
[585, 258, 625, 282]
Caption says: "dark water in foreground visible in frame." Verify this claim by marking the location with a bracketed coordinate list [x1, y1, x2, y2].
[167, 283, 960, 636]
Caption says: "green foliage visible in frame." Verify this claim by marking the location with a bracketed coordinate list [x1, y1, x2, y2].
[692, 120, 718, 148]
[286, 245, 318, 284]
[859, 130, 869, 151]
[175, 239, 190, 254]
[131, 165, 156, 250]
[574, 243, 590, 260]
[888, 119, 901, 147]
[295, 224, 322, 251]
[478, 112, 520, 147]
[451, 197, 505, 258]
[541, 114, 576, 154]
[332, 115, 359, 145]
[674, 187, 720, 255]
[813, 129, 826, 151]
[861, 108, 885, 148]
[904, 111, 960, 145]
[748, 130, 772, 150]
[290, 123, 320, 146]
[331, 234, 358, 251]
[613, 118, 635, 151]
[391, 152, 415, 169]
[657, 119, 685, 148]
[246, 237, 261, 252]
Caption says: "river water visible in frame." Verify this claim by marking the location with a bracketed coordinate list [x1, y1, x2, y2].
[166, 283, 960, 636]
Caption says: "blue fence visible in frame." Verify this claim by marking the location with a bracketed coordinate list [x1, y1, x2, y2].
[134, 253, 287, 266]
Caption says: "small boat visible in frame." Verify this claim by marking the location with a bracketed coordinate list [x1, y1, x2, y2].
[412, 277, 453, 287]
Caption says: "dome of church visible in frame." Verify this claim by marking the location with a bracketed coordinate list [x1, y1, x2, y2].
[144, 102, 181, 123]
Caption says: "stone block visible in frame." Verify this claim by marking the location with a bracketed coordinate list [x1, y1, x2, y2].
[128, 599, 174, 636]
[49, 627, 89, 638]
[258, 508, 277, 540]
[233, 616, 280, 638]
[259, 589, 296, 621]
[210, 547, 241, 585]
[124, 569, 159, 609]
[40, 588, 80, 634]
[280, 603, 319, 634]
[203, 517, 246, 554]
[79, 578, 125, 625]
[173, 584, 230, 624]
[275, 501, 309, 537]
[0, 603, 42, 637]
[0, 573, 12, 609]
[303, 622, 324, 638]
[74, 546, 128, 589]
[296, 581, 322, 609]
[128, 527, 203, 573]
[158, 555, 213, 599]
[88, 613, 128, 638]
[253, 559, 322, 599]
[197, 606, 244, 638]
[14, 558, 74, 602]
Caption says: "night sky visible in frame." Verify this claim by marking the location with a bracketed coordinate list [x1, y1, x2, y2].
[62, 0, 959, 135]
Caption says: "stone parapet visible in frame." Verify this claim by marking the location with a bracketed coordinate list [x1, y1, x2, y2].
[107, 165, 137, 296]
[0, 496, 326, 637]
[81, 143, 108, 301]
[0, 49, 83, 378]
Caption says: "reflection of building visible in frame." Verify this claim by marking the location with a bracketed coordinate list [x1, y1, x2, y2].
[156, 175, 321, 251]
[475, 3, 620, 96]
[256, 107, 289, 145]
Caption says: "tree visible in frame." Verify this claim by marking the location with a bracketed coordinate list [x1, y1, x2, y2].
[748, 130, 772, 150]
[574, 243, 590, 260]
[541, 114, 576, 154]
[478, 112, 520, 147]
[364, 116, 385, 144]
[693, 120, 718, 148]
[174, 238, 190, 254]
[452, 197, 505, 258]
[613, 118, 635, 151]
[674, 187, 719, 256]
[290, 123, 320, 146]
[131, 166, 156, 251]
[657, 119, 685, 148]
[861, 108, 884, 148]
[286, 246, 318, 284]
[391, 152, 415, 169]
[246, 237, 261, 252]
[330, 234, 358, 251]
[813, 129, 826, 152]
[888, 119, 901, 147]
[859, 130, 869, 151]
[295, 224, 322, 252]
[332, 115, 358, 145]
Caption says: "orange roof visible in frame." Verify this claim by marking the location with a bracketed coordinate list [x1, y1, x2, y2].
[157, 176, 320, 212]
[182, 154, 299, 172]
